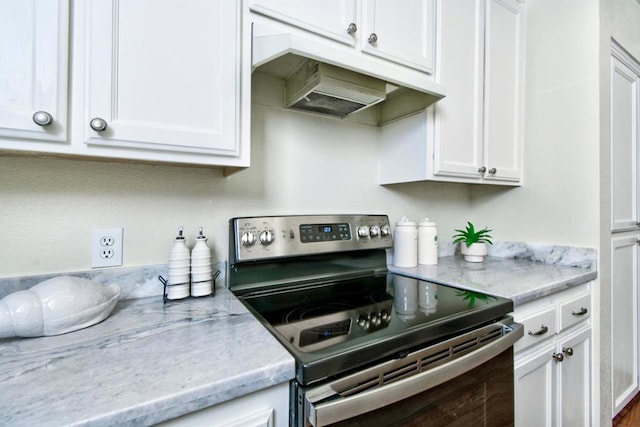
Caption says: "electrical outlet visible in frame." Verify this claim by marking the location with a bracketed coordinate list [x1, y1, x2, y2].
[91, 228, 123, 268]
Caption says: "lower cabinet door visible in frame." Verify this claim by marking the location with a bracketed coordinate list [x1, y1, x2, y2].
[558, 327, 591, 427]
[514, 344, 555, 427]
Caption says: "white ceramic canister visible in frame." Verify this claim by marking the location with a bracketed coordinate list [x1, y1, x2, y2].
[190, 227, 212, 297]
[418, 217, 438, 265]
[167, 226, 190, 299]
[393, 216, 418, 268]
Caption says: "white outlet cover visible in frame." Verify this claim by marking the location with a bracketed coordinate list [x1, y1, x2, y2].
[91, 228, 123, 268]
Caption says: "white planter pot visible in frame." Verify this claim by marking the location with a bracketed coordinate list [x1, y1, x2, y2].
[460, 243, 488, 263]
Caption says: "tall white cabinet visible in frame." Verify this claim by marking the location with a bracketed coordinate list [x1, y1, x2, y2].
[0, 0, 69, 142]
[610, 41, 640, 416]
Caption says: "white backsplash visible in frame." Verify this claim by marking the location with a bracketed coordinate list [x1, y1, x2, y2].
[1, 241, 595, 300]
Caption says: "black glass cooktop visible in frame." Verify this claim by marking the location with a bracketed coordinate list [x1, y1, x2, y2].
[238, 273, 513, 385]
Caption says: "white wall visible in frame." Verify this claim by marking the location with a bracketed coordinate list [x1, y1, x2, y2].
[470, 0, 601, 248]
[0, 103, 472, 279]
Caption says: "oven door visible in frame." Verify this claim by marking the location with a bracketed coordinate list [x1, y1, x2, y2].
[299, 318, 523, 427]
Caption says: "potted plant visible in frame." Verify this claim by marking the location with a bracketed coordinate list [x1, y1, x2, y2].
[452, 222, 493, 263]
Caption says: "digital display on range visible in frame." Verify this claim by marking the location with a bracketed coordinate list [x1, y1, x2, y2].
[300, 223, 351, 242]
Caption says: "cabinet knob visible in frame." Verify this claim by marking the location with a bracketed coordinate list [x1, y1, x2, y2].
[368, 33, 378, 44]
[552, 352, 564, 362]
[478, 166, 487, 174]
[33, 111, 53, 126]
[488, 168, 497, 175]
[347, 23, 357, 35]
[90, 117, 108, 132]
[563, 347, 574, 356]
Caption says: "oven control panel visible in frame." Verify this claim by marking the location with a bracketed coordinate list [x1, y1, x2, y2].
[230, 215, 392, 262]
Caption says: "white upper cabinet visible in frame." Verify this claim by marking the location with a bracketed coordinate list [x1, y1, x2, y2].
[611, 46, 640, 232]
[436, 0, 524, 183]
[0, 0, 69, 143]
[482, 0, 524, 182]
[248, 0, 436, 75]
[360, 0, 435, 73]
[0, 0, 248, 171]
[432, 0, 485, 179]
[379, 0, 525, 185]
[248, 0, 357, 45]
[76, 0, 243, 161]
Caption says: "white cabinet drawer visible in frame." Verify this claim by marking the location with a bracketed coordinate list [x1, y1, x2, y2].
[559, 293, 591, 331]
[515, 306, 557, 353]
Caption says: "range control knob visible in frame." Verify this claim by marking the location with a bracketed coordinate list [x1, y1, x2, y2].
[380, 225, 391, 236]
[369, 225, 381, 237]
[241, 231, 256, 246]
[357, 315, 370, 330]
[370, 313, 381, 327]
[357, 226, 370, 238]
[259, 230, 274, 245]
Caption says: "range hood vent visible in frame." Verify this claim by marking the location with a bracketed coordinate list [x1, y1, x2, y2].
[285, 60, 386, 118]
[252, 23, 446, 125]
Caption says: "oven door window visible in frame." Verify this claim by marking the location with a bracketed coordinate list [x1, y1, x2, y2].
[322, 349, 514, 427]
[297, 316, 522, 427]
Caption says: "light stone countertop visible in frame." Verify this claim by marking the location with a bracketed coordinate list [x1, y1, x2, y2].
[0, 244, 596, 426]
[0, 287, 295, 427]
[389, 255, 597, 306]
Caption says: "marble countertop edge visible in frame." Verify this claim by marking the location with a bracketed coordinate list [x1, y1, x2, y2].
[388, 255, 597, 307]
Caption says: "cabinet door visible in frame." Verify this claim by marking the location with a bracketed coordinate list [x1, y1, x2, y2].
[361, 0, 436, 73]
[558, 327, 591, 426]
[514, 344, 555, 427]
[611, 49, 640, 232]
[0, 0, 68, 142]
[611, 234, 640, 414]
[433, 0, 485, 179]
[248, 0, 357, 45]
[81, 0, 239, 157]
[483, 0, 524, 182]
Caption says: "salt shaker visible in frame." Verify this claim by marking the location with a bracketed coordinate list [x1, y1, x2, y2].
[393, 217, 418, 268]
[418, 218, 438, 265]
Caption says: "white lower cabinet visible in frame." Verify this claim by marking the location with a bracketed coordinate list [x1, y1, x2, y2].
[156, 382, 289, 427]
[513, 284, 592, 427]
[515, 342, 555, 426]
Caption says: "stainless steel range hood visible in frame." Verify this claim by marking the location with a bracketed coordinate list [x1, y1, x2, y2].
[286, 60, 387, 118]
[252, 23, 445, 125]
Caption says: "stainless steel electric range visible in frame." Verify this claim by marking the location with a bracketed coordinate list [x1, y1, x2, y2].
[228, 215, 523, 427]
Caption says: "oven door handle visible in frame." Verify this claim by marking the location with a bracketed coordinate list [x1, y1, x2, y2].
[304, 320, 523, 427]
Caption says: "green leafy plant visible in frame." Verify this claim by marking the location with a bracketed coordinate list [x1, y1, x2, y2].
[456, 290, 497, 306]
[452, 222, 493, 246]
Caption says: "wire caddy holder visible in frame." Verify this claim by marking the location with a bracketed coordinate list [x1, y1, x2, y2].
[158, 269, 221, 303]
